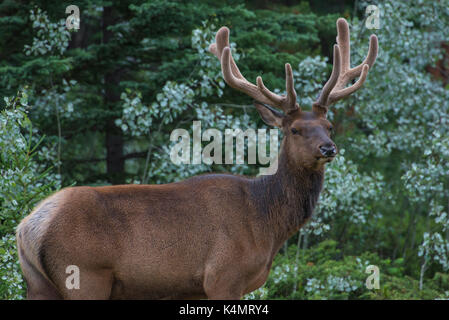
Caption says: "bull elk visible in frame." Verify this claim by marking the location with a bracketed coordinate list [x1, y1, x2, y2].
[16, 18, 378, 299]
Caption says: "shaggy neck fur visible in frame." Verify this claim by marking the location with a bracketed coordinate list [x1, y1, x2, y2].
[249, 144, 324, 249]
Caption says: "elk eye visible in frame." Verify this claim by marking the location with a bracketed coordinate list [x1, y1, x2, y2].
[291, 128, 300, 135]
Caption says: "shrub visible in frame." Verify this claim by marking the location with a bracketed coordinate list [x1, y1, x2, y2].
[0, 91, 59, 299]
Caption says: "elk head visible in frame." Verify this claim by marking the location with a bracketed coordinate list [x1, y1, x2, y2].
[209, 18, 378, 170]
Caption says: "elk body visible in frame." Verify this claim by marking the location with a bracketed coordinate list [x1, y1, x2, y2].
[16, 18, 377, 299]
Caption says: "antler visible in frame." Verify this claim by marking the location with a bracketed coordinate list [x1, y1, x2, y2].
[209, 27, 299, 114]
[314, 18, 378, 109]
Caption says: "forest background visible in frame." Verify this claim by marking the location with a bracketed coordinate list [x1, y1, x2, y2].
[1, 0, 449, 299]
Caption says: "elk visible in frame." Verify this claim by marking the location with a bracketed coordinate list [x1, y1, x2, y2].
[16, 18, 377, 299]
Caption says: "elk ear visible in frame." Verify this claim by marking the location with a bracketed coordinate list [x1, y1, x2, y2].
[254, 103, 284, 127]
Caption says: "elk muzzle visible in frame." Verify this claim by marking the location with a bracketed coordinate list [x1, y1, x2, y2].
[319, 143, 337, 158]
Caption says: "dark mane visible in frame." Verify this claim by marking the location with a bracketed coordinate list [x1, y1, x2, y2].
[248, 152, 324, 241]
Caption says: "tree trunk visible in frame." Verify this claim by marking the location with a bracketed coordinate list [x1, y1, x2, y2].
[103, 6, 124, 184]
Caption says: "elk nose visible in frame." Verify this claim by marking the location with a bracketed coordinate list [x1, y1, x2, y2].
[319, 144, 337, 157]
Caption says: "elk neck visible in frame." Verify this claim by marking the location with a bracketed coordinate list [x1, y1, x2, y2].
[248, 143, 325, 250]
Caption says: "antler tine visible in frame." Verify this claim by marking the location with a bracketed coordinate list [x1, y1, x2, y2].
[315, 45, 341, 108]
[329, 64, 369, 103]
[209, 27, 246, 82]
[256, 63, 297, 110]
[348, 34, 378, 79]
[220, 47, 266, 101]
[315, 18, 378, 108]
[285, 63, 297, 107]
[336, 18, 351, 72]
[209, 27, 299, 114]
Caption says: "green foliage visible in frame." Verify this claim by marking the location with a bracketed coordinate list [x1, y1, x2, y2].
[246, 240, 447, 300]
[0, 91, 59, 299]
[23, 8, 71, 56]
